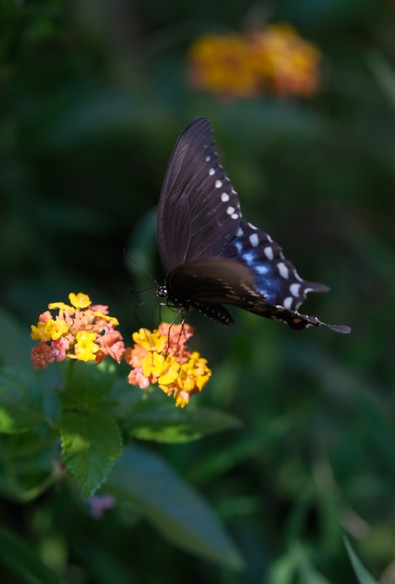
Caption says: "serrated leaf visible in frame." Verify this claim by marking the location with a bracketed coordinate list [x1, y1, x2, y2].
[0, 523, 64, 584]
[0, 367, 46, 433]
[344, 537, 378, 584]
[125, 404, 241, 443]
[60, 411, 122, 497]
[107, 444, 244, 570]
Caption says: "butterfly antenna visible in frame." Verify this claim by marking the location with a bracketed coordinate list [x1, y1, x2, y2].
[123, 249, 159, 287]
[134, 297, 157, 328]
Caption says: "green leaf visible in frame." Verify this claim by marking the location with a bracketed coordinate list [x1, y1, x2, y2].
[124, 403, 242, 443]
[344, 537, 378, 584]
[108, 377, 143, 416]
[292, 543, 333, 584]
[59, 411, 122, 497]
[0, 367, 46, 434]
[0, 523, 64, 584]
[267, 552, 297, 584]
[59, 360, 116, 410]
[367, 50, 395, 107]
[107, 444, 244, 570]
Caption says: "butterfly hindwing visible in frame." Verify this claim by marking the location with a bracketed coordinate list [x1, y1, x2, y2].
[221, 220, 329, 310]
[165, 257, 350, 333]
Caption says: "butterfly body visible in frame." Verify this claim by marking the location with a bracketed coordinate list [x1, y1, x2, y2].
[156, 117, 350, 334]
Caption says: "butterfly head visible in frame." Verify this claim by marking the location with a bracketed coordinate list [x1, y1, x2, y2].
[156, 284, 168, 300]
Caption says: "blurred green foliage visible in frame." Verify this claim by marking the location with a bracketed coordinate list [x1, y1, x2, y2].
[1, 0, 395, 582]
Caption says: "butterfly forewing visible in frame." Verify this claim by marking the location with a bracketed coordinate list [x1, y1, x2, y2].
[157, 117, 241, 274]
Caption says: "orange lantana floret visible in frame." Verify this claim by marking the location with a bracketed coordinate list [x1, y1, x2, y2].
[125, 323, 211, 407]
[30, 293, 125, 368]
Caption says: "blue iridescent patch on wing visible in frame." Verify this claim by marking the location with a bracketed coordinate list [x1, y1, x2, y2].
[220, 220, 329, 310]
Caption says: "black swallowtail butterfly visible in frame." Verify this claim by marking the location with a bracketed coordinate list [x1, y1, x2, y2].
[156, 117, 350, 334]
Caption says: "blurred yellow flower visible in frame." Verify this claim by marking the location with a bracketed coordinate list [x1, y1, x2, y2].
[188, 24, 321, 99]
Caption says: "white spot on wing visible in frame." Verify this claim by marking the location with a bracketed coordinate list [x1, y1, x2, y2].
[221, 192, 230, 202]
[290, 283, 301, 297]
[249, 233, 259, 247]
[278, 262, 289, 279]
[248, 222, 258, 230]
[215, 180, 223, 188]
[231, 213, 239, 220]
[283, 296, 293, 309]
[237, 227, 244, 236]
[205, 156, 211, 162]
[227, 206, 235, 215]
[264, 246, 274, 260]
[209, 168, 215, 176]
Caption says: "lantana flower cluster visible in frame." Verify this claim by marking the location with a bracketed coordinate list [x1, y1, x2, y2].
[31, 293, 125, 368]
[124, 323, 212, 408]
[30, 293, 212, 407]
[188, 24, 321, 99]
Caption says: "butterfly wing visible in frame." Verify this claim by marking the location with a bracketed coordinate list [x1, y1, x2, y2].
[221, 220, 329, 310]
[157, 117, 242, 274]
[158, 117, 350, 334]
[166, 258, 350, 333]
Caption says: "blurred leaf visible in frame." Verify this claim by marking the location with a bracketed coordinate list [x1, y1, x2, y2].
[367, 50, 395, 107]
[357, 395, 395, 479]
[109, 377, 143, 416]
[0, 523, 64, 584]
[0, 367, 46, 434]
[108, 444, 244, 570]
[267, 552, 297, 584]
[292, 543, 333, 584]
[344, 537, 378, 584]
[124, 404, 241, 443]
[190, 420, 290, 483]
[125, 206, 157, 278]
[59, 411, 122, 497]
[0, 307, 32, 368]
[0, 430, 58, 502]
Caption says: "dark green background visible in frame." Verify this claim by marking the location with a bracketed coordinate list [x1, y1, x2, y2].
[2, 0, 395, 582]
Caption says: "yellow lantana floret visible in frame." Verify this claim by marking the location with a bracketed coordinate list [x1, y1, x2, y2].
[73, 331, 99, 361]
[31, 319, 69, 342]
[132, 328, 167, 353]
[69, 292, 92, 309]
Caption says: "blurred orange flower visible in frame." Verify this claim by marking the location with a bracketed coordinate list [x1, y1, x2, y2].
[188, 24, 321, 99]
